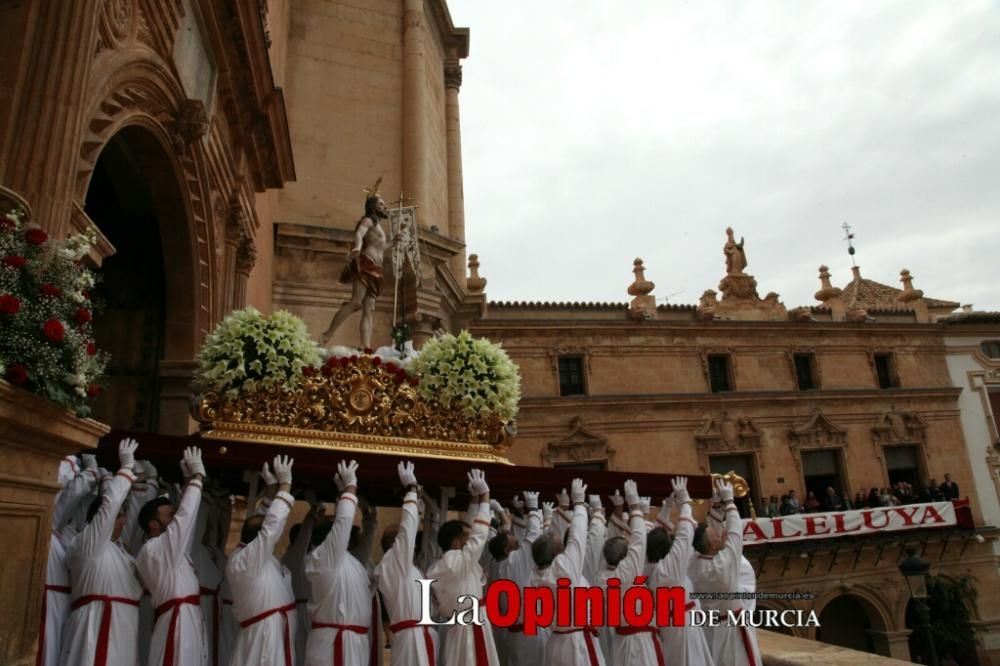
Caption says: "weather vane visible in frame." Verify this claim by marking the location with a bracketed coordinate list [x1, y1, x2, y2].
[842, 222, 857, 266]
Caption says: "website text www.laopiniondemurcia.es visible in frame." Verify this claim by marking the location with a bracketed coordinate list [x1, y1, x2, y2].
[415, 578, 820, 634]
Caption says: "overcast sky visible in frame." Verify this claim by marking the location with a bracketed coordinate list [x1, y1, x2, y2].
[448, 1, 1000, 311]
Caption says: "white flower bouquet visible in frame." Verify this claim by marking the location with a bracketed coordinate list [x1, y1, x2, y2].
[193, 308, 320, 398]
[408, 330, 521, 420]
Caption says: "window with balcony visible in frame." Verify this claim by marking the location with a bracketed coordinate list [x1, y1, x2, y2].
[885, 445, 921, 487]
[710, 454, 757, 518]
[802, 449, 845, 507]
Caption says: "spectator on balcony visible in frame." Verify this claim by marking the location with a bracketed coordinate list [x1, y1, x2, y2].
[786, 489, 802, 514]
[941, 474, 960, 500]
[762, 496, 779, 518]
[867, 488, 881, 508]
[854, 490, 868, 509]
[803, 492, 821, 513]
[778, 495, 795, 516]
[821, 487, 845, 512]
[928, 479, 943, 502]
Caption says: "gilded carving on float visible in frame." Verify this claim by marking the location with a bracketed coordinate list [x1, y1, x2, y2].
[193, 355, 514, 464]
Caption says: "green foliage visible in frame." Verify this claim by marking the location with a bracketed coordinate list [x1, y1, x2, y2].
[409, 330, 521, 420]
[193, 308, 320, 398]
[914, 574, 981, 665]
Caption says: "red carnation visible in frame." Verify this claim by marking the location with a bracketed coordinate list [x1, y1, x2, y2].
[2, 255, 26, 269]
[0, 294, 20, 315]
[40, 284, 61, 298]
[408, 376, 419, 387]
[302, 367, 316, 377]
[363, 347, 374, 355]
[24, 228, 48, 245]
[392, 371, 405, 385]
[321, 365, 333, 377]
[349, 355, 358, 363]
[86, 384, 102, 398]
[86, 342, 97, 356]
[371, 357, 382, 367]
[4, 364, 28, 386]
[73, 308, 92, 325]
[385, 362, 398, 373]
[0, 215, 15, 231]
[42, 318, 65, 342]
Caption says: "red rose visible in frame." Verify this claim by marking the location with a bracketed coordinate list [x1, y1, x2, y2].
[86, 342, 97, 356]
[24, 228, 48, 245]
[0, 294, 20, 315]
[41, 284, 61, 298]
[371, 357, 382, 366]
[320, 365, 333, 377]
[2, 256, 26, 269]
[385, 362, 398, 373]
[73, 308, 91, 325]
[302, 367, 316, 376]
[349, 355, 358, 363]
[42, 318, 65, 342]
[86, 385, 102, 398]
[363, 347, 374, 355]
[81, 290, 90, 300]
[408, 376, 419, 387]
[392, 372, 405, 385]
[4, 364, 28, 386]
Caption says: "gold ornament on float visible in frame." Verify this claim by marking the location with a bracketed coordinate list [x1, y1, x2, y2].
[192, 354, 514, 464]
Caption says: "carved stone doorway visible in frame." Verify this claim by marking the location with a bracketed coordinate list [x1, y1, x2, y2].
[85, 126, 188, 432]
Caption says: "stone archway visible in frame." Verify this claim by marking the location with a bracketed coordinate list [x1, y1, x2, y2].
[84, 123, 200, 433]
[814, 589, 908, 660]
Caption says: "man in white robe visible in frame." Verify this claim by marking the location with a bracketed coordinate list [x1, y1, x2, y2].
[283, 492, 319, 666]
[648, 477, 713, 666]
[304, 459, 375, 666]
[375, 461, 438, 666]
[689, 480, 761, 666]
[487, 491, 543, 666]
[597, 480, 662, 666]
[532, 478, 604, 666]
[227, 455, 298, 666]
[135, 446, 209, 666]
[426, 469, 499, 666]
[60, 438, 142, 666]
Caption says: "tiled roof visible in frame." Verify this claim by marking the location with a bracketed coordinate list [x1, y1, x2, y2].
[939, 312, 1000, 324]
[487, 300, 698, 311]
[841, 276, 958, 310]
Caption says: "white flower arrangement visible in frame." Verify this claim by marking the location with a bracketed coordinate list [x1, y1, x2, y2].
[409, 330, 521, 421]
[193, 307, 320, 398]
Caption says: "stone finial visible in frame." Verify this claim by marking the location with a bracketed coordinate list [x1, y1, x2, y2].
[814, 264, 843, 302]
[897, 268, 924, 303]
[850, 265, 862, 281]
[627, 258, 656, 320]
[627, 258, 655, 297]
[467, 254, 487, 293]
[697, 289, 719, 320]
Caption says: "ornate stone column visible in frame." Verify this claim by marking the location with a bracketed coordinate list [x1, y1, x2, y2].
[444, 54, 467, 287]
[222, 203, 243, 315]
[0, 0, 102, 238]
[234, 231, 257, 310]
[402, 0, 428, 225]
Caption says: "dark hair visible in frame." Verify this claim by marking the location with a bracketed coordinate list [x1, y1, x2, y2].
[437, 520, 468, 551]
[381, 525, 400, 553]
[364, 196, 381, 219]
[646, 526, 673, 563]
[86, 495, 104, 524]
[488, 533, 510, 561]
[138, 497, 173, 536]
[311, 520, 333, 549]
[603, 536, 627, 566]
[241, 515, 265, 545]
[531, 533, 561, 568]
[692, 523, 712, 555]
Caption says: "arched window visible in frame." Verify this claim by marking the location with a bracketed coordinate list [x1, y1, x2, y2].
[979, 340, 1000, 359]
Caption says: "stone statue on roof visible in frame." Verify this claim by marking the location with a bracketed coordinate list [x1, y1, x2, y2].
[724, 227, 747, 276]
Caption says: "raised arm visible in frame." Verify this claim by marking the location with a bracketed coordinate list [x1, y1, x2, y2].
[559, 479, 589, 580]
[584, 494, 606, 583]
[231, 455, 294, 574]
[658, 477, 697, 580]
[313, 460, 359, 572]
[522, 492, 543, 545]
[72, 439, 138, 562]
[350, 494, 377, 564]
[386, 461, 420, 573]
[162, 447, 206, 563]
[613, 480, 647, 583]
[463, 469, 491, 562]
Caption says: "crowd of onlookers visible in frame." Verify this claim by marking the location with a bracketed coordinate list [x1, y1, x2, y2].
[758, 474, 962, 517]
